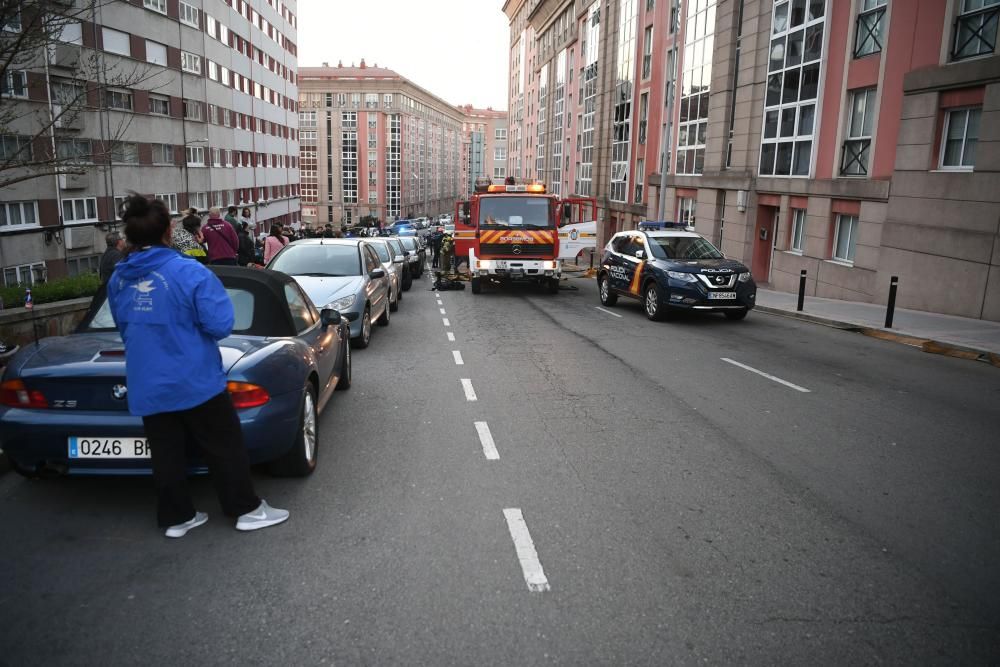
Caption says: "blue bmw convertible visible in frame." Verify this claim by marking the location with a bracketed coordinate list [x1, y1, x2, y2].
[0, 267, 351, 477]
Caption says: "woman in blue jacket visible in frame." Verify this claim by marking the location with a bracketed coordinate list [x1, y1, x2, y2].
[108, 195, 289, 538]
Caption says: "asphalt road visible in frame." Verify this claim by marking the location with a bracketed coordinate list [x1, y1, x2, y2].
[1, 270, 998, 665]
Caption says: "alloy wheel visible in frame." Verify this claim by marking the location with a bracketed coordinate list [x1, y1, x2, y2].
[302, 391, 316, 463]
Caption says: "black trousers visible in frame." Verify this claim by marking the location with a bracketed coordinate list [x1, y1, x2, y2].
[142, 392, 260, 527]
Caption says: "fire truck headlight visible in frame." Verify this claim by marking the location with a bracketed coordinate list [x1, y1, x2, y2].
[542, 261, 558, 270]
[478, 260, 493, 270]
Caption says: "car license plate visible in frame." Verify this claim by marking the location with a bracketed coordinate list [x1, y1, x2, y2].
[68, 437, 150, 459]
[493, 260, 507, 270]
[708, 291, 737, 300]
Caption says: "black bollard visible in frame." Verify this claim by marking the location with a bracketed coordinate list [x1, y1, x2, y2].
[885, 275, 899, 328]
[797, 269, 807, 312]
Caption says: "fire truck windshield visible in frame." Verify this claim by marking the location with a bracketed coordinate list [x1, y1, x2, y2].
[479, 196, 552, 230]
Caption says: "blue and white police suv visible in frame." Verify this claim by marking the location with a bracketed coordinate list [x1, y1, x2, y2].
[597, 223, 757, 321]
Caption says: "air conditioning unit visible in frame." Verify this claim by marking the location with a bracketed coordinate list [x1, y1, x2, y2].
[64, 226, 94, 250]
[53, 106, 83, 131]
[49, 44, 81, 70]
[59, 172, 88, 190]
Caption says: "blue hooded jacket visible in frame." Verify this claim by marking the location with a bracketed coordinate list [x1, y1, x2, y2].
[107, 247, 234, 417]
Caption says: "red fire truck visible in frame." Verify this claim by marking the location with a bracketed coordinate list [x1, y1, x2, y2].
[454, 178, 596, 294]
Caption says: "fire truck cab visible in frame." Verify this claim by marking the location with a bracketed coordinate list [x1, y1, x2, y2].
[455, 178, 596, 295]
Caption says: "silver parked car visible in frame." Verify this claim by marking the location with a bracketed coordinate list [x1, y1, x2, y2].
[384, 237, 413, 291]
[397, 236, 426, 278]
[363, 238, 403, 311]
[268, 239, 391, 348]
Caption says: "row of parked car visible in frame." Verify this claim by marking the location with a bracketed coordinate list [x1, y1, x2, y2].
[0, 234, 430, 480]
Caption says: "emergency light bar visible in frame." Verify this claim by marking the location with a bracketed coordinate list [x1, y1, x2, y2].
[487, 183, 546, 194]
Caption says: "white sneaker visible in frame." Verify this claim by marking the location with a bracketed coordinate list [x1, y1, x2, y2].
[235, 500, 289, 532]
[165, 511, 208, 538]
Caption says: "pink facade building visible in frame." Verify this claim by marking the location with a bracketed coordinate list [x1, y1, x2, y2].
[297, 61, 465, 226]
[458, 105, 509, 195]
[505, 0, 1000, 320]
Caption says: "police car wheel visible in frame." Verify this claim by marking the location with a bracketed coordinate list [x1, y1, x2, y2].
[725, 308, 749, 321]
[599, 274, 617, 306]
[644, 283, 668, 321]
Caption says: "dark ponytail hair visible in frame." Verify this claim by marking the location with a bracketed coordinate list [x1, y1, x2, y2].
[122, 194, 171, 248]
[269, 223, 284, 238]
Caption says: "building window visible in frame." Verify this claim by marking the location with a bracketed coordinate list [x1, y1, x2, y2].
[146, 40, 167, 66]
[149, 94, 170, 115]
[155, 193, 178, 214]
[56, 138, 91, 162]
[66, 254, 101, 277]
[634, 158, 645, 203]
[647, 0, 655, 10]
[952, 0, 999, 60]
[190, 192, 207, 210]
[940, 106, 981, 169]
[152, 143, 173, 164]
[0, 134, 32, 161]
[143, 0, 167, 14]
[611, 0, 638, 199]
[104, 89, 133, 111]
[493, 166, 506, 178]
[62, 197, 98, 223]
[677, 196, 696, 227]
[495, 128, 507, 141]
[494, 146, 507, 161]
[790, 208, 806, 252]
[181, 51, 202, 75]
[841, 87, 876, 176]
[676, 0, 717, 175]
[833, 214, 858, 263]
[759, 0, 825, 177]
[110, 141, 139, 163]
[1, 70, 27, 98]
[638, 92, 648, 144]
[642, 25, 653, 80]
[854, 0, 887, 57]
[179, 2, 199, 27]
[2, 262, 46, 287]
[185, 145, 205, 166]
[0, 201, 38, 229]
[183, 99, 203, 121]
[102, 27, 130, 56]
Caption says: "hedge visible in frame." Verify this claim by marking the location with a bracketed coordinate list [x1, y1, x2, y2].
[0, 272, 101, 309]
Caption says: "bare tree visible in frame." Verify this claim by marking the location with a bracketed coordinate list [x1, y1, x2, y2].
[0, 0, 163, 190]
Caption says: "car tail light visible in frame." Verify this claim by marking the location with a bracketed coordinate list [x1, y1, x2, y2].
[0, 379, 49, 409]
[226, 381, 270, 409]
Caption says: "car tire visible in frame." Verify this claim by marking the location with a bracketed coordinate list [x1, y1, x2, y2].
[351, 306, 372, 349]
[546, 277, 560, 294]
[377, 298, 390, 326]
[725, 308, 749, 321]
[335, 336, 352, 391]
[644, 282, 668, 322]
[599, 274, 618, 306]
[402, 267, 412, 292]
[471, 277, 482, 294]
[8, 457, 39, 479]
[389, 287, 399, 312]
[269, 384, 318, 477]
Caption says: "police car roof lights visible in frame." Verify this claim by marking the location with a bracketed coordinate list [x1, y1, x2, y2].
[638, 220, 690, 231]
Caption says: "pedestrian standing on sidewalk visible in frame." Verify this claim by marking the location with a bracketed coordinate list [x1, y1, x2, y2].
[263, 223, 288, 264]
[202, 207, 240, 265]
[107, 194, 289, 538]
[99, 232, 126, 283]
[237, 222, 255, 266]
[224, 206, 241, 234]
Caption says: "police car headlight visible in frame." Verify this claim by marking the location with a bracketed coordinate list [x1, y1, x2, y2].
[738, 271, 751, 282]
[667, 271, 698, 283]
[330, 294, 356, 311]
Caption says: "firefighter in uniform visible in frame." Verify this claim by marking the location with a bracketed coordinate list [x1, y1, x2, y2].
[439, 232, 455, 276]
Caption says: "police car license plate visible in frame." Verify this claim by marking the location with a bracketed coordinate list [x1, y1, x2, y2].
[68, 437, 150, 459]
[708, 292, 737, 300]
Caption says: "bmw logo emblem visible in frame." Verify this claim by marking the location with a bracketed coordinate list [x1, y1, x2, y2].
[112, 384, 128, 400]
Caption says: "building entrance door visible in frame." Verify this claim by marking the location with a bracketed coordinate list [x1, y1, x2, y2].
[751, 205, 777, 283]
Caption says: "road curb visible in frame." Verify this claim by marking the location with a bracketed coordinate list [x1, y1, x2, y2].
[755, 305, 999, 367]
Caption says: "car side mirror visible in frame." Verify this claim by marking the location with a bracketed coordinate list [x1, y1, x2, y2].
[393, 254, 405, 263]
[370, 268, 386, 279]
[562, 202, 572, 220]
[635, 249, 645, 259]
[320, 308, 341, 328]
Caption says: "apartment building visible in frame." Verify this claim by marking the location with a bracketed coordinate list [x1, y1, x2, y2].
[505, 0, 1000, 320]
[459, 105, 509, 196]
[297, 61, 466, 227]
[0, 0, 300, 287]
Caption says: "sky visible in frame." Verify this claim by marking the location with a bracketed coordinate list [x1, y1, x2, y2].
[298, 0, 511, 111]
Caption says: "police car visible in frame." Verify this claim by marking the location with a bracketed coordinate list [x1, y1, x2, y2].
[597, 225, 756, 321]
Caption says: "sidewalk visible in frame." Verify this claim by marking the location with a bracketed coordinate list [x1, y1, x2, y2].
[755, 288, 1000, 364]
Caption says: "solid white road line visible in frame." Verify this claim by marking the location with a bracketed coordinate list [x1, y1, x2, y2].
[474, 421, 499, 460]
[720, 358, 811, 393]
[443, 318, 451, 327]
[446, 332, 455, 342]
[595, 306, 623, 318]
[461, 378, 478, 401]
[503, 508, 550, 592]
[453, 350, 464, 365]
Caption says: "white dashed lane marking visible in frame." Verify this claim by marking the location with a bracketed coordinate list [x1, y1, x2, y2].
[447, 332, 455, 342]
[460, 378, 477, 401]
[474, 421, 499, 460]
[721, 357, 811, 393]
[443, 318, 451, 327]
[437, 300, 443, 306]
[503, 508, 550, 592]
[453, 350, 464, 365]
